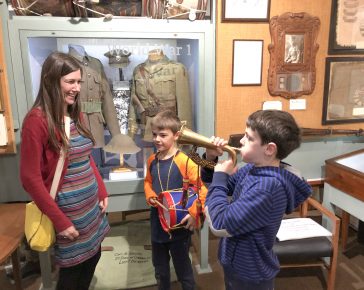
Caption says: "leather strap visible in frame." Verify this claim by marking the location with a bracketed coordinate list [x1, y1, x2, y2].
[49, 116, 70, 200]
[139, 65, 161, 106]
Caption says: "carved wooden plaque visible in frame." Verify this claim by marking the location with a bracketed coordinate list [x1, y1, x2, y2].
[268, 12, 320, 99]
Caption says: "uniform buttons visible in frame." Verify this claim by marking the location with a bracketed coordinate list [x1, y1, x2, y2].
[89, 99, 93, 102]
[88, 73, 91, 77]
[90, 87, 93, 90]
[84, 62, 88, 66]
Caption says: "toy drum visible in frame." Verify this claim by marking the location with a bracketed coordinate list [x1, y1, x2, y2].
[157, 188, 197, 233]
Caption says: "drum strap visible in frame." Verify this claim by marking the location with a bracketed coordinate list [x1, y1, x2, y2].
[181, 157, 191, 208]
[181, 155, 205, 228]
[157, 151, 176, 192]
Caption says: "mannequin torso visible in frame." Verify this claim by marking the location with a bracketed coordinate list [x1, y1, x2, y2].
[68, 44, 86, 57]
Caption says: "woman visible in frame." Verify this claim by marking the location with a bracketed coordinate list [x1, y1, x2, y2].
[20, 52, 110, 290]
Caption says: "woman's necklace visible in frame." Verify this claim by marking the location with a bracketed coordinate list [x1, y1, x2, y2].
[157, 152, 176, 192]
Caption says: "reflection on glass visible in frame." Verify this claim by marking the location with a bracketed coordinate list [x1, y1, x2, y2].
[336, 153, 364, 173]
[286, 74, 302, 92]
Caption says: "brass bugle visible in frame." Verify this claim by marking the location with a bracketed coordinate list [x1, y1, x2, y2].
[177, 125, 238, 167]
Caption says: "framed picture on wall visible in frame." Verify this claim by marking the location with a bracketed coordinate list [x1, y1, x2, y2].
[267, 12, 320, 99]
[222, 0, 270, 22]
[322, 57, 364, 124]
[232, 39, 263, 86]
[328, 0, 364, 54]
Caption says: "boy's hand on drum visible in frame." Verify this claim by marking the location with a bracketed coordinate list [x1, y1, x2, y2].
[181, 214, 195, 231]
[149, 197, 157, 207]
[206, 136, 228, 161]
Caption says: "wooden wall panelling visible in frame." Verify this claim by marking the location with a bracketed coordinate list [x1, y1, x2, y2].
[0, 21, 16, 154]
[215, 0, 363, 138]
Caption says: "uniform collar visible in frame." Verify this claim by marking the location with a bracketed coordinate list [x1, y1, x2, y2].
[143, 55, 169, 73]
[69, 47, 89, 63]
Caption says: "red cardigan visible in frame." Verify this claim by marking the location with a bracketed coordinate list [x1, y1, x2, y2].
[20, 108, 108, 233]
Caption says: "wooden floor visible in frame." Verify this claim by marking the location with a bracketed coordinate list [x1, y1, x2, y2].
[1, 211, 364, 290]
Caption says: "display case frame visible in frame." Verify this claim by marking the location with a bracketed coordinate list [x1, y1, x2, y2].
[5, 16, 215, 283]
[0, 20, 16, 154]
[7, 16, 215, 189]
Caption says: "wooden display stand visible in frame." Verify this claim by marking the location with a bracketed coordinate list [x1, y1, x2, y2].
[324, 148, 364, 250]
[0, 20, 16, 154]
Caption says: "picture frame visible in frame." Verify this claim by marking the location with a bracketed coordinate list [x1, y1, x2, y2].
[222, 0, 270, 22]
[328, 0, 364, 54]
[267, 12, 320, 99]
[322, 57, 364, 125]
[232, 39, 263, 86]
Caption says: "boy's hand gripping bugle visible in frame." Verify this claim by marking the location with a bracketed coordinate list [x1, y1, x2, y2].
[176, 124, 240, 169]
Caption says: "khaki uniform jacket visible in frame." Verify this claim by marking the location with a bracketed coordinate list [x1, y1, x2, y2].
[128, 56, 193, 141]
[69, 48, 120, 148]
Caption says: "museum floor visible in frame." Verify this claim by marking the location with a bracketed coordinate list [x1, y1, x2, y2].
[1, 211, 364, 290]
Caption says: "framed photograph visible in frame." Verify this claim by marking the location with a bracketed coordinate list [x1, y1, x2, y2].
[222, 0, 270, 22]
[328, 0, 364, 54]
[267, 12, 320, 99]
[322, 57, 364, 125]
[232, 40, 263, 86]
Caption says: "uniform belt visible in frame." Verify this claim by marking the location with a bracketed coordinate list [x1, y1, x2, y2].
[81, 101, 102, 113]
[81, 101, 105, 123]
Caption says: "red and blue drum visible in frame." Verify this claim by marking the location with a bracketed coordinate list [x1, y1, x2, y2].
[157, 188, 197, 233]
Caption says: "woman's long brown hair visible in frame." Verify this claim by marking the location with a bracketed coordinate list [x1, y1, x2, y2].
[31, 52, 95, 152]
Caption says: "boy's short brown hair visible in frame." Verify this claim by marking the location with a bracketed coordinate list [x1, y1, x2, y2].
[246, 110, 301, 160]
[151, 110, 182, 134]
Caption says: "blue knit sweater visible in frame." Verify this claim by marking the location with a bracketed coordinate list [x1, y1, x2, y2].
[203, 163, 312, 282]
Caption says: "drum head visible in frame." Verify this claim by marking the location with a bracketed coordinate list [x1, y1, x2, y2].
[157, 189, 197, 233]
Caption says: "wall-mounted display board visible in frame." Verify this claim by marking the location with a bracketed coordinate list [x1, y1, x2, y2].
[268, 12, 320, 99]
[0, 21, 16, 154]
[328, 0, 364, 54]
[322, 57, 364, 124]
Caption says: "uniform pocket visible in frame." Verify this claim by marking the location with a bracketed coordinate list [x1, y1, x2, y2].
[153, 75, 176, 99]
[93, 75, 102, 100]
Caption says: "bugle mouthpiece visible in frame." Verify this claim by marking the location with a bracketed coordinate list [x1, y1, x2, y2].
[229, 146, 241, 152]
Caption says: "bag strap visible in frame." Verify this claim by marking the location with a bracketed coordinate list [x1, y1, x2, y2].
[49, 116, 70, 200]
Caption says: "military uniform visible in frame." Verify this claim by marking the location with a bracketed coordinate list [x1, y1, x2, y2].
[128, 55, 193, 141]
[69, 47, 121, 148]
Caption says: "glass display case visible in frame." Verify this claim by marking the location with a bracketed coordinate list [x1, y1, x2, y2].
[325, 148, 364, 201]
[324, 148, 364, 251]
[25, 36, 201, 181]
[8, 16, 215, 211]
[1, 13, 215, 284]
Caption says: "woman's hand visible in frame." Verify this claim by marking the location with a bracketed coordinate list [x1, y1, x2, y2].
[58, 226, 79, 241]
[99, 197, 108, 213]
[206, 136, 228, 161]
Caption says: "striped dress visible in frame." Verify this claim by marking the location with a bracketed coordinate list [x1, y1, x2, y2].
[55, 120, 110, 267]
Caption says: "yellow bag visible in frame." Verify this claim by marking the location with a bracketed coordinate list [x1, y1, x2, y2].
[25, 201, 55, 252]
[24, 116, 69, 252]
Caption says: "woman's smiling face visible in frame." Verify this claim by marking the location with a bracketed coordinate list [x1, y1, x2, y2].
[60, 69, 81, 107]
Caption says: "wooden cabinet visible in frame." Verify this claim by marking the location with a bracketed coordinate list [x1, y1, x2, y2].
[325, 148, 364, 202]
[0, 21, 16, 154]
[324, 149, 364, 250]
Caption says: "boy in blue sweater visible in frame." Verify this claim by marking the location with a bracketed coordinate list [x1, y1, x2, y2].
[202, 110, 312, 290]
